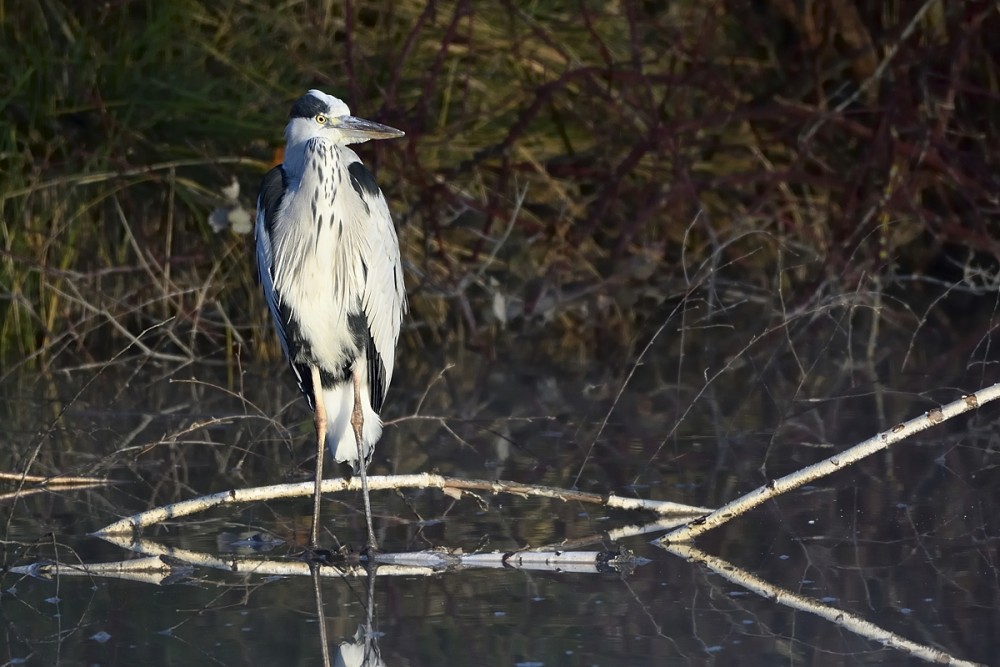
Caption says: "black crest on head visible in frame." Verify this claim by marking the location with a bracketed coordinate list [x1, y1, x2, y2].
[289, 93, 328, 120]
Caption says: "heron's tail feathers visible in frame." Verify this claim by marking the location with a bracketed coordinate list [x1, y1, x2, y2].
[322, 382, 382, 473]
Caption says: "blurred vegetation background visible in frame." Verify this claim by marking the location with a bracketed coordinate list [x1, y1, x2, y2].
[2, 0, 999, 373]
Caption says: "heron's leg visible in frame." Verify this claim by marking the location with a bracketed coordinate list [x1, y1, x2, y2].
[351, 369, 378, 552]
[310, 365, 327, 549]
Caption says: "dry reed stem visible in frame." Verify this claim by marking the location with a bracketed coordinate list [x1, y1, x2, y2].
[0, 471, 108, 485]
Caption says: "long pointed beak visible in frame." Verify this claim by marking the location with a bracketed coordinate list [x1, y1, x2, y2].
[336, 115, 405, 141]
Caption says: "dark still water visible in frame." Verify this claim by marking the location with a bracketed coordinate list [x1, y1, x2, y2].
[1, 330, 998, 665]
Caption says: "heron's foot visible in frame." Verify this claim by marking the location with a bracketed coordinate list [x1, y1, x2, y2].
[296, 542, 371, 567]
[336, 460, 356, 481]
[360, 540, 380, 567]
[297, 546, 339, 565]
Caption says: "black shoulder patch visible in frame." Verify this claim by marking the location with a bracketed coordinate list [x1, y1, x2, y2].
[258, 165, 287, 234]
[348, 161, 381, 200]
[289, 93, 328, 119]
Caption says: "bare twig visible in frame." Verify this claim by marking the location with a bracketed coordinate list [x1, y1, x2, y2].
[800, 0, 938, 146]
[0, 471, 107, 485]
[0, 483, 108, 503]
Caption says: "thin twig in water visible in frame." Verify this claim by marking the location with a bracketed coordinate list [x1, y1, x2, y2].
[3, 319, 179, 541]
[572, 292, 693, 489]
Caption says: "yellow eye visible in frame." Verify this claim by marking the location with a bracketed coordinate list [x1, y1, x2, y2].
[315, 114, 327, 125]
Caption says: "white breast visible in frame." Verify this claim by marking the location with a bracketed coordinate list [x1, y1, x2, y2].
[270, 141, 369, 372]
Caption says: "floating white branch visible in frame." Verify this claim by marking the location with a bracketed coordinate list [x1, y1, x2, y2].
[660, 383, 1000, 544]
[9, 556, 176, 586]
[666, 543, 984, 666]
[94, 473, 711, 535]
[77, 533, 647, 578]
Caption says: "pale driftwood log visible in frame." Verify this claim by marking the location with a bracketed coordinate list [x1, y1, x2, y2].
[667, 543, 984, 667]
[97, 534, 234, 571]
[96, 516, 677, 573]
[9, 556, 177, 586]
[11, 555, 172, 574]
[660, 383, 1000, 544]
[93, 473, 711, 535]
[90, 533, 647, 577]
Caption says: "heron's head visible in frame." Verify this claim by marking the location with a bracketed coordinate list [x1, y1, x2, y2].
[284, 89, 403, 147]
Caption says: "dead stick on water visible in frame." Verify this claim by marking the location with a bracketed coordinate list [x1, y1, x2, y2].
[93, 474, 712, 535]
[660, 383, 1000, 544]
[666, 543, 984, 667]
[31, 542, 641, 579]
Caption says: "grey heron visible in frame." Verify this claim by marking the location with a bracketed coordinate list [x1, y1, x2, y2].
[255, 89, 406, 551]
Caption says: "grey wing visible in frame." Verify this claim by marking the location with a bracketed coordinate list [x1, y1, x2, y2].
[348, 161, 407, 411]
[255, 165, 291, 359]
